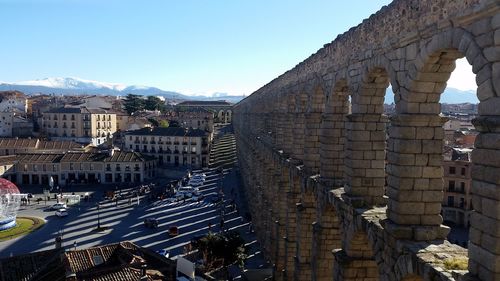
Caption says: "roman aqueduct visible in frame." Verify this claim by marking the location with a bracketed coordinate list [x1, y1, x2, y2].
[233, 0, 500, 280]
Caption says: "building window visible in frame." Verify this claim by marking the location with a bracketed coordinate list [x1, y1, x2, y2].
[90, 164, 94, 171]
[33, 164, 37, 172]
[447, 196, 454, 207]
[449, 167, 456, 174]
[448, 180, 455, 191]
[461, 167, 466, 176]
[70, 163, 74, 170]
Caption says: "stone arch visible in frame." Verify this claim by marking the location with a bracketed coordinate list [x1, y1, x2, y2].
[345, 64, 392, 206]
[294, 178, 317, 280]
[400, 28, 491, 114]
[320, 78, 350, 185]
[312, 185, 341, 281]
[334, 228, 381, 281]
[303, 76, 327, 174]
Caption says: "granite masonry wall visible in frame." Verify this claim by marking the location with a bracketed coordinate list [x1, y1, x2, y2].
[233, 0, 500, 280]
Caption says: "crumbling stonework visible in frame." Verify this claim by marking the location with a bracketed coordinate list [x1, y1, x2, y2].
[234, 0, 500, 280]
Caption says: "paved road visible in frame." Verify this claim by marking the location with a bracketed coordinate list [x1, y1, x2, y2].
[0, 125, 268, 277]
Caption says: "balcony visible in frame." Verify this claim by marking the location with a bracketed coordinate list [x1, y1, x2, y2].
[158, 141, 164, 144]
[173, 141, 180, 145]
[182, 142, 188, 145]
[190, 142, 197, 145]
[166, 142, 172, 145]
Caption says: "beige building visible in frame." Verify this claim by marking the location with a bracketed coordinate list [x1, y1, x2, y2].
[124, 127, 209, 168]
[9, 150, 156, 187]
[41, 106, 117, 146]
[166, 107, 214, 135]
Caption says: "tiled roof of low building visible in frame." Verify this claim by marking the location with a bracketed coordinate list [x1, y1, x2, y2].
[16, 153, 64, 163]
[37, 140, 84, 150]
[125, 127, 206, 137]
[60, 152, 107, 162]
[177, 100, 232, 106]
[105, 151, 155, 162]
[46, 106, 113, 114]
[0, 155, 17, 163]
[0, 248, 64, 281]
[0, 138, 38, 148]
[0, 241, 176, 281]
[59, 151, 154, 163]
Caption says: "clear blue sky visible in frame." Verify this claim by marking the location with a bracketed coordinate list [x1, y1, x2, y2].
[0, 0, 473, 96]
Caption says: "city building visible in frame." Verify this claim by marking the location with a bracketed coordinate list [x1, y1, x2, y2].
[0, 241, 176, 281]
[124, 127, 209, 168]
[176, 100, 232, 124]
[0, 111, 15, 137]
[41, 106, 117, 146]
[165, 107, 214, 140]
[8, 150, 156, 186]
[442, 148, 473, 228]
[0, 91, 28, 113]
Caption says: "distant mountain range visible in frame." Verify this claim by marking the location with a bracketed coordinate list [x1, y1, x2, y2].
[384, 87, 478, 104]
[0, 77, 246, 104]
[0, 77, 477, 105]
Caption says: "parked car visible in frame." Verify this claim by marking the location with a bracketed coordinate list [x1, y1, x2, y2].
[50, 203, 67, 210]
[55, 208, 68, 217]
[188, 178, 204, 187]
[191, 173, 207, 179]
[156, 249, 170, 258]
[168, 225, 179, 237]
[144, 218, 159, 228]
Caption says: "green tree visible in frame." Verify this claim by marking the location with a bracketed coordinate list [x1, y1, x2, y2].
[144, 95, 164, 111]
[192, 231, 247, 272]
[159, 120, 169, 128]
[123, 94, 144, 115]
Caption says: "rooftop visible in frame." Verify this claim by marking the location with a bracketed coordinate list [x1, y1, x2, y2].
[125, 127, 207, 137]
[45, 106, 113, 114]
[0, 138, 38, 149]
[0, 241, 176, 281]
[177, 100, 232, 106]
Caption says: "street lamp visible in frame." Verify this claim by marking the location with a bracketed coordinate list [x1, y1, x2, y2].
[97, 203, 101, 229]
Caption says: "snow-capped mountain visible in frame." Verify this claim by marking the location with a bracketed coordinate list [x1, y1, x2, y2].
[0, 77, 245, 103]
[4, 77, 128, 91]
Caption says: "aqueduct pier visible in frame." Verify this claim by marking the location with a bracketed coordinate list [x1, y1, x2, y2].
[233, 0, 500, 280]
